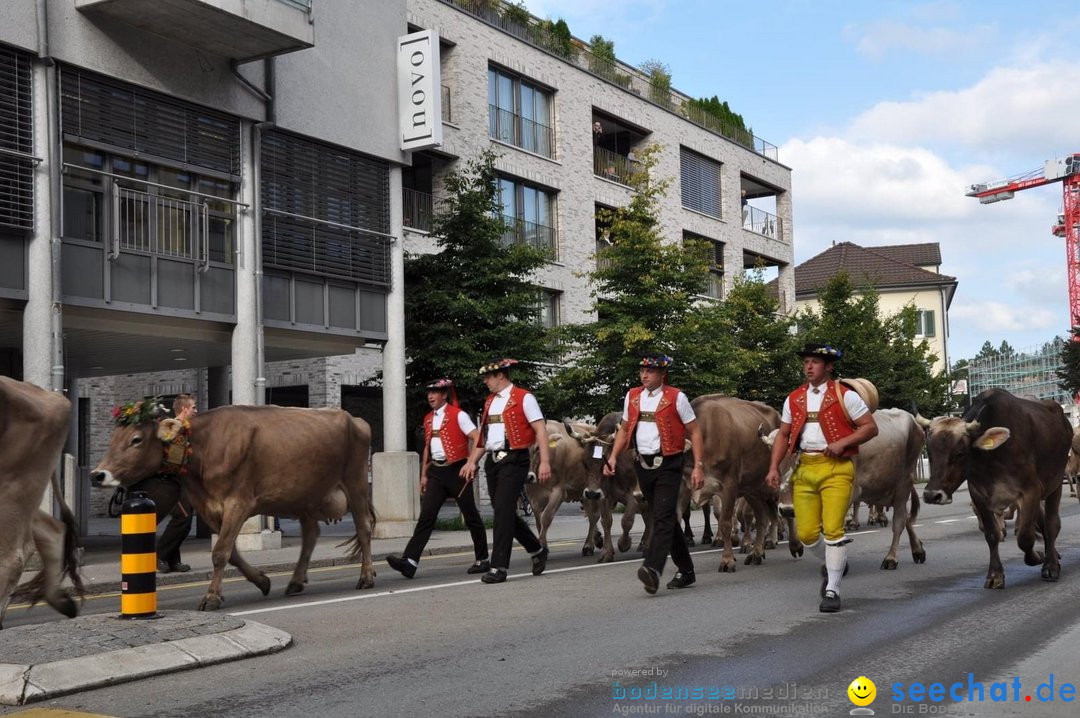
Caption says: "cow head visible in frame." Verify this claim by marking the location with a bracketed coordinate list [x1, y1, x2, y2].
[915, 413, 1011, 504]
[562, 419, 613, 500]
[90, 417, 179, 488]
[760, 427, 796, 518]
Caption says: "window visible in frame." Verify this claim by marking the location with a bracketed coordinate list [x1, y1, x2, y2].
[537, 289, 561, 329]
[0, 47, 33, 230]
[488, 67, 555, 158]
[498, 177, 557, 260]
[686, 232, 723, 298]
[680, 147, 722, 218]
[916, 309, 936, 338]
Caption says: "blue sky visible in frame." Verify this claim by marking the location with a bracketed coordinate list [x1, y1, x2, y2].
[528, 0, 1080, 362]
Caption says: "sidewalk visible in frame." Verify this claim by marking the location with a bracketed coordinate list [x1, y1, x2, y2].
[1, 504, 610, 706]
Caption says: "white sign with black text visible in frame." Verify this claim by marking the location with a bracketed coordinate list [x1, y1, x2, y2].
[397, 30, 443, 151]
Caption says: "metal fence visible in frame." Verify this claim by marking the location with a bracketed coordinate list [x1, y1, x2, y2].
[593, 146, 640, 186]
[743, 205, 781, 239]
[402, 188, 433, 233]
[501, 215, 556, 259]
[489, 105, 555, 158]
[114, 186, 207, 265]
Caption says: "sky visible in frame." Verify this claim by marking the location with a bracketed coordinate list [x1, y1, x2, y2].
[525, 0, 1080, 363]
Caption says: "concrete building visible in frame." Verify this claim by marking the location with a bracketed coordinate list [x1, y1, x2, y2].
[1, 0, 795, 528]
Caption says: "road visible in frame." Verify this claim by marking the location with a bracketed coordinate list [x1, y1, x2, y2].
[5, 490, 1080, 718]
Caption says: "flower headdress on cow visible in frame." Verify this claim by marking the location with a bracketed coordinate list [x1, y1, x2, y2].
[111, 397, 168, 427]
[478, 358, 519, 376]
[796, 342, 842, 361]
[425, 377, 459, 407]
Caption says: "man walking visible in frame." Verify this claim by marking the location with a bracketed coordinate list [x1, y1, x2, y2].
[386, 379, 490, 578]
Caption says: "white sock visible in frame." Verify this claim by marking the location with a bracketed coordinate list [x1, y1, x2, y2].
[407, 558, 418, 567]
[825, 541, 847, 594]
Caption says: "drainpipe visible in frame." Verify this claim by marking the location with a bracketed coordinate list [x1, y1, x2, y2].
[37, 0, 63, 394]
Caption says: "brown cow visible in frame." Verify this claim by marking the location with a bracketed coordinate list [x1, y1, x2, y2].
[918, 388, 1071, 588]
[686, 395, 802, 573]
[1065, 425, 1080, 501]
[92, 404, 375, 610]
[1, 377, 83, 628]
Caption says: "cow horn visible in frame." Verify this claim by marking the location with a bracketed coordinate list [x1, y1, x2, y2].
[914, 413, 932, 429]
[965, 419, 981, 434]
[562, 418, 586, 441]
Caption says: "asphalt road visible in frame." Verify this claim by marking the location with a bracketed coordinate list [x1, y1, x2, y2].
[6, 489, 1080, 718]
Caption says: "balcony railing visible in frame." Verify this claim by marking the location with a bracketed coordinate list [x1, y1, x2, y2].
[442, 84, 453, 124]
[743, 205, 782, 240]
[440, 0, 778, 161]
[701, 271, 724, 299]
[275, 0, 312, 10]
[402, 188, 433, 233]
[114, 186, 209, 270]
[489, 105, 555, 158]
[593, 146, 640, 187]
[501, 215, 556, 260]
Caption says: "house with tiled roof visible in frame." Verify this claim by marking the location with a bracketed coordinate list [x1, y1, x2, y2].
[789, 242, 957, 374]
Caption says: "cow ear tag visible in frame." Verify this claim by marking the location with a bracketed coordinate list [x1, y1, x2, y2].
[157, 418, 182, 442]
[593, 445, 604, 459]
[548, 437, 560, 448]
[976, 427, 1010, 451]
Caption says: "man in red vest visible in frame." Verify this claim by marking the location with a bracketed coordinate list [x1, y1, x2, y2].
[604, 354, 705, 594]
[386, 379, 490, 579]
[765, 343, 878, 613]
[462, 359, 551, 584]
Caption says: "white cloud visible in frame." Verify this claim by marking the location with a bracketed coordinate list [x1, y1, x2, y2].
[847, 20, 996, 61]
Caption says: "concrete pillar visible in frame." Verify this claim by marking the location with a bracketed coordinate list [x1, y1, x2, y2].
[372, 164, 419, 538]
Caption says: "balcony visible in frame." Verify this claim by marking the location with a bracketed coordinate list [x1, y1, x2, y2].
[501, 215, 556, 260]
[402, 188, 433, 233]
[743, 206, 782, 240]
[489, 105, 555, 158]
[593, 146, 640, 187]
[75, 0, 315, 62]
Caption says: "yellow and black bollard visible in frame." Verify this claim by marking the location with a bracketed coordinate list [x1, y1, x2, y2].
[120, 490, 158, 618]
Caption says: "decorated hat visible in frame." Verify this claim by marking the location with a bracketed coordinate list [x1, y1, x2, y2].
[425, 377, 459, 406]
[796, 343, 842, 361]
[478, 358, 519, 376]
[639, 353, 674, 369]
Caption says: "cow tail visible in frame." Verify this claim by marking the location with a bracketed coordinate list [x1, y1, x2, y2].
[336, 500, 377, 564]
[909, 484, 921, 522]
[50, 469, 86, 596]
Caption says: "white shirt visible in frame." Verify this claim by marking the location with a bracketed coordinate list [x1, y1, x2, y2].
[781, 382, 869, 452]
[621, 385, 696, 456]
[429, 405, 477, 461]
[484, 384, 544, 451]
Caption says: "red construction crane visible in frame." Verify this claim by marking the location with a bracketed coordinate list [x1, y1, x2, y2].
[966, 153, 1080, 331]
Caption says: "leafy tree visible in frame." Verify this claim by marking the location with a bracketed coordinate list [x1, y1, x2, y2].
[639, 60, 672, 106]
[1057, 328, 1080, 399]
[972, 341, 999, 362]
[404, 151, 556, 420]
[795, 273, 952, 415]
[684, 95, 753, 148]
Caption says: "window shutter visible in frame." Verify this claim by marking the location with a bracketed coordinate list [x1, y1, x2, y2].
[0, 47, 33, 229]
[680, 147, 722, 219]
[60, 67, 241, 177]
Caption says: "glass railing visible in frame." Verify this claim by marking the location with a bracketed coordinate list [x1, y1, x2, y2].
[501, 215, 556, 259]
[402, 188, 433, 233]
[593, 146, 641, 187]
[743, 205, 782, 240]
[488, 105, 555, 158]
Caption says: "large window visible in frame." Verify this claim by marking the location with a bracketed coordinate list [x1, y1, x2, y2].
[498, 177, 557, 260]
[488, 67, 554, 158]
[680, 147, 722, 219]
[537, 289, 561, 329]
[916, 309, 936, 338]
[0, 46, 33, 230]
[686, 232, 723, 298]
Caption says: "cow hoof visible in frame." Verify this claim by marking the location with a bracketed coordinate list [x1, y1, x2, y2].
[199, 594, 224, 611]
[744, 553, 763, 566]
[764, 539, 777, 550]
[1041, 564, 1060, 581]
[719, 561, 736, 573]
[912, 548, 926, 564]
[594, 531, 604, 549]
[255, 574, 271, 596]
[356, 573, 375, 590]
[285, 581, 306, 596]
[636, 542, 647, 553]
[790, 545, 804, 558]
[879, 518, 890, 527]
[617, 536, 631, 553]
[1024, 552, 1044, 567]
[844, 520, 859, 532]
[701, 532, 714, 545]
[582, 545, 594, 557]
[52, 593, 79, 619]
[880, 558, 898, 570]
[598, 553, 614, 564]
[984, 576, 1005, 589]
[685, 537, 696, 547]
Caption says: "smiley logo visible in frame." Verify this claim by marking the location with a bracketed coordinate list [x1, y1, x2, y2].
[847, 676, 876, 707]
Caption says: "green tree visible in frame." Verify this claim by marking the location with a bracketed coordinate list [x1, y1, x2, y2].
[639, 60, 672, 107]
[972, 341, 1000, 361]
[684, 95, 753, 148]
[404, 151, 556, 419]
[542, 145, 715, 418]
[795, 273, 951, 415]
[998, 340, 1016, 357]
[1057, 328, 1080, 398]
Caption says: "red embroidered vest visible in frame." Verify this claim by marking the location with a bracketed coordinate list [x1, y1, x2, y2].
[424, 404, 470, 463]
[480, 385, 537, 450]
[786, 381, 857, 457]
[625, 385, 686, 456]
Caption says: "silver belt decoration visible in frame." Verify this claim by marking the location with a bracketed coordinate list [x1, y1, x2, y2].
[492, 450, 509, 462]
[637, 453, 663, 470]
[430, 459, 450, 467]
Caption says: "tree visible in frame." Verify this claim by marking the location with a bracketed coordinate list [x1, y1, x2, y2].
[795, 273, 952, 415]
[542, 145, 716, 419]
[972, 341, 999, 362]
[998, 340, 1016, 358]
[404, 151, 556, 420]
[1057, 328, 1080, 398]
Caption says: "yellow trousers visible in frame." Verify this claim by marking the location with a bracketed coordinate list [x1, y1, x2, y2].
[792, 453, 855, 545]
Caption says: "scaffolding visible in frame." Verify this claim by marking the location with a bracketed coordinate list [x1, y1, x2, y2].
[967, 338, 1072, 405]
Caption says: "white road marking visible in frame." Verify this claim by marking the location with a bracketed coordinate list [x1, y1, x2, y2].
[936, 519, 964, 524]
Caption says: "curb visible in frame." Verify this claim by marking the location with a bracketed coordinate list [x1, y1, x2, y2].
[0, 619, 291, 706]
[77, 542, 483, 596]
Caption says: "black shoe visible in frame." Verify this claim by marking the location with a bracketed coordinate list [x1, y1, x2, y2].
[531, 547, 549, 576]
[157, 559, 172, 573]
[169, 562, 191, 573]
[637, 565, 659, 594]
[819, 590, 841, 613]
[819, 561, 850, 597]
[467, 559, 490, 575]
[386, 554, 417, 579]
[666, 571, 696, 589]
[481, 568, 507, 584]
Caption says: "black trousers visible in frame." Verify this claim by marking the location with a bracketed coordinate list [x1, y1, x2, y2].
[128, 475, 193, 564]
[485, 450, 542, 570]
[403, 459, 488, 563]
[636, 454, 694, 576]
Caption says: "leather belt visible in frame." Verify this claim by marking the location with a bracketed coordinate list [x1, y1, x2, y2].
[430, 459, 450, 467]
